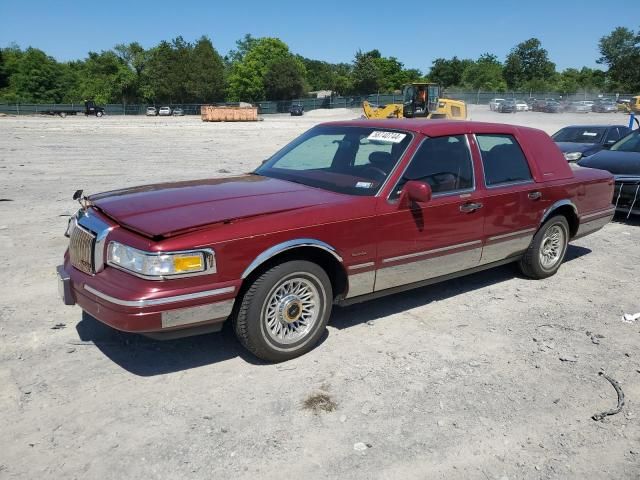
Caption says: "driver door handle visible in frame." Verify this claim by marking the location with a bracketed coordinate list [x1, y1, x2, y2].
[459, 202, 483, 213]
[528, 191, 542, 200]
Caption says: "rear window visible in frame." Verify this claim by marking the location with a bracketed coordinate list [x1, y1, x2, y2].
[476, 134, 532, 186]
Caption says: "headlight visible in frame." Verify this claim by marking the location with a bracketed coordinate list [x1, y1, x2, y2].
[564, 152, 583, 162]
[107, 241, 215, 279]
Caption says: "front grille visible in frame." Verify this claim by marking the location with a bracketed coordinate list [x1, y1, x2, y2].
[69, 222, 96, 274]
[614, 179, 640, 211]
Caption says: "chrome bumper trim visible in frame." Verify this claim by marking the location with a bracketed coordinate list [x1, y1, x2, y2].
[382, 240, 482, 264]
[84, 284, 235, 308]
[161, 300, 235, 328]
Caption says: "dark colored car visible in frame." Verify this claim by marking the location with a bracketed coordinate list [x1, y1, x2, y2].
[531, 99, 547, 112]
[592, 100, 617, 113]
[542, 101, 562, 113]
[290, 104, 304, 116]
[57, 120, 614, 361]
[552, 125, 632, 162]
[496, 99, 517, 113]
[578, 129, 640, 216]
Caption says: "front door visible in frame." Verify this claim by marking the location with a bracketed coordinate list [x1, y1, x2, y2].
[375, 134, 485, 291]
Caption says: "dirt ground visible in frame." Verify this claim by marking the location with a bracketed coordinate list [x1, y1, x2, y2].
[0, 106, 639, 479]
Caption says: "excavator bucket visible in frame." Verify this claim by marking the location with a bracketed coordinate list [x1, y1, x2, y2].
[362, 101, 403, 119]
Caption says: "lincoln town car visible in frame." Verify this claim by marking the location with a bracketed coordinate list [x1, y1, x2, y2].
[58, 120, 615, 361]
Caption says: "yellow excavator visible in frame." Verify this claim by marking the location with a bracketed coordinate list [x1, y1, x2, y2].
[362, 82, 467, 120]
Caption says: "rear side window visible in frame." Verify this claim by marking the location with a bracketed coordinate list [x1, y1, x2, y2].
[476, 134, 532, 186]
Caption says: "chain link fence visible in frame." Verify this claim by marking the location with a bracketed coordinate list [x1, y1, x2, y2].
[0, 92, 635, 116]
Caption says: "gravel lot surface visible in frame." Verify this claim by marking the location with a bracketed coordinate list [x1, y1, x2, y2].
[0, 106, 639, 479]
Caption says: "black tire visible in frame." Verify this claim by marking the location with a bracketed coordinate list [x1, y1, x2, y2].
[518, 215, 569, 279]
[96, 111, 104, 117]
[233, 260, 333, 362]
[59, 112, 67, 118]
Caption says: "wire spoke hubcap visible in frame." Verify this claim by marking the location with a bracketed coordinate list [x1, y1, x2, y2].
[263, 276, 320, 345]
[539, 225, 565, 269]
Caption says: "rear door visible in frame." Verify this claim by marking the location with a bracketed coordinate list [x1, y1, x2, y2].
[473, 133, 546, 265]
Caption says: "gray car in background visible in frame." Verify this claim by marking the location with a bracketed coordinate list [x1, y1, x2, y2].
[567, 101, 592, 113]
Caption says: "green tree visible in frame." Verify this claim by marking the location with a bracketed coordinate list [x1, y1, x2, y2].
[351, 49, 382, 94]
[461, 53, 506, 91]
[0, 50, 7, 89]
[225, 33, 259, 65]
[554, 68, 580, 94]
[264, 58, 307, 100]
[503, 38, 556, 89]
[578, 67, 606, 91]
[226, 37, 294, 102]
[298, 57, 335, 91]
[187, 36, 225, 102]
[375, 56, 422, 92]
[598, 26, 640, 91]
[428, 56, 473, 88]
[143, 41, 174, 102]
[8, 47, 67, 102]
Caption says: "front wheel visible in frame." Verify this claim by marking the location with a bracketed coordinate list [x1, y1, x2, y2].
[96, 111, 104, 117]
[518, 215, 569, 279]
[233, 260, 333, 362]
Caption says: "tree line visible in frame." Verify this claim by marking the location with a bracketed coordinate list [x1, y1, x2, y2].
[0, 27, 638, 105]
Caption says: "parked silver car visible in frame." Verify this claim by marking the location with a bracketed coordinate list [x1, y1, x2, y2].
[488, 98, 506, 111]
[158, 106, 172, 116]
[567, 101, 592, 113]
[145, 106, 157, 116]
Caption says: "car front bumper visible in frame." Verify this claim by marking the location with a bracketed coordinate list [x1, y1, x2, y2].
[57, 259, 239, 335]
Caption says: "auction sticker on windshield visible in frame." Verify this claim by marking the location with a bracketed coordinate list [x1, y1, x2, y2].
[367, 131, 407, 143]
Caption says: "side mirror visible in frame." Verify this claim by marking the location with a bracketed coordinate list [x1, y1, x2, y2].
[399, 180, 432, 208]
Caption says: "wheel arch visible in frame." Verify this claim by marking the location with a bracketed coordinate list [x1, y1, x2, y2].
[240, 239, 348, 300]
[540, 199, 579, 238]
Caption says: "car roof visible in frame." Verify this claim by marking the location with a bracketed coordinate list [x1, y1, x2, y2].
[320, 119, 546, 137]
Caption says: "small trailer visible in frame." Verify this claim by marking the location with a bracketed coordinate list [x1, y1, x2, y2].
[42, 101, 105, 118]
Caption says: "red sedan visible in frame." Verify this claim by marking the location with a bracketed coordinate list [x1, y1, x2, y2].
[58, 119, 614, 361]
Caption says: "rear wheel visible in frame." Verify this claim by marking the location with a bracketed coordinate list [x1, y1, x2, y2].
[234, 260, 332, 362]
[519, 215, 569, 279]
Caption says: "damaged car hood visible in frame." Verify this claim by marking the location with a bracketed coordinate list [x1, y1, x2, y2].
[90, 175, 347, 238]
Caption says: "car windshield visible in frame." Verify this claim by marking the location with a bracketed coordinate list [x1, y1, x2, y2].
[552, 127, 607, 143]
[611, 130, 640, 152]
[255, 125, 412, 196]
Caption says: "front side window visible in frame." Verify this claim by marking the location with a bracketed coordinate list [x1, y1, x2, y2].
[391, 135, 474, 199]
[476, 134, 532, 187]
[256, 126, 412, 196]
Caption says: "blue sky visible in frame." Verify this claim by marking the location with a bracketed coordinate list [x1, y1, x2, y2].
[1, 0, 638, 71]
